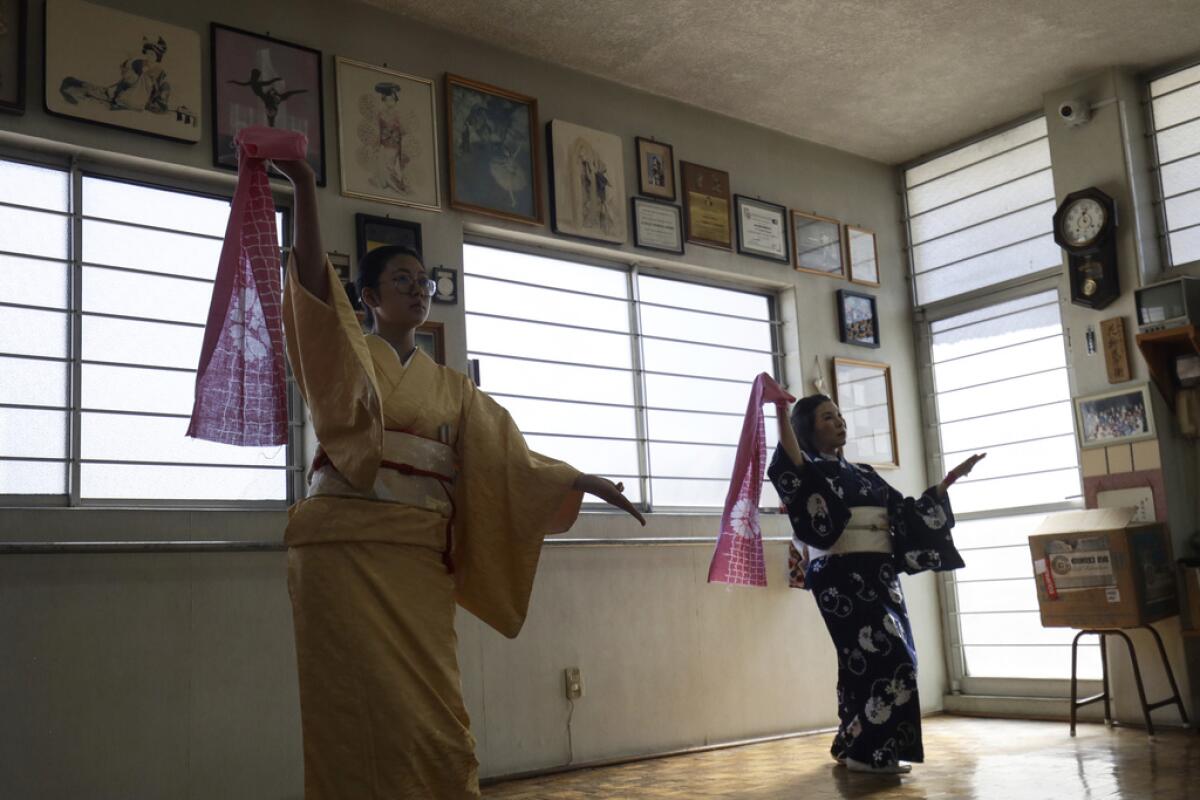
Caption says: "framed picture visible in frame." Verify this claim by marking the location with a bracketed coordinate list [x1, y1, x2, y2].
[680, 161, 731, 249]
[833, 357, 898, 468]
[846, 224, 880, 286]
[212, 24, 325, 184]
[415, 320, 445, 365]
[631, 196, 683, 254]
[335, 57, 439, 212]
[792, 210, 844, 278]
[44, 0, 200, 140]
[1075, 385, 1156, 449]
[0, 0, 26, 114]
[430, 266, 457, 304]
[355, 213, 423, 263]
[635, 136, 675, 200]
[734, 195, 789, 263]
[547, 119, 627, 244]
[445, 73, 541, 225]
[837, 289, 880, 348]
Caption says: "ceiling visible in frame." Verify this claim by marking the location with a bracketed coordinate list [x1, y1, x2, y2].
[359, 0, 1199, 164]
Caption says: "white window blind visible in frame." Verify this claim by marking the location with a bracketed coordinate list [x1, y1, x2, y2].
[905, 117, 1061, 306]
[1149, 62, 1200, 268]
[463, 243, 780, 511]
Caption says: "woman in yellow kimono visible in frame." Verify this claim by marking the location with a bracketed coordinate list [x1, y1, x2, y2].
[273, 159, 644, 799]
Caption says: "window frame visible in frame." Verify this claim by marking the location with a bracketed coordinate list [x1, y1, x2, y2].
[0, 148, 302, 509]
[1145, 57, 1200, 274]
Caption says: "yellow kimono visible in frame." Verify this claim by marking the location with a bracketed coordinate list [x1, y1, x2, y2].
[282, 257, 583, 799]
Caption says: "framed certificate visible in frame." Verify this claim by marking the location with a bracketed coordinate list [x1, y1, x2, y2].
[680, 161, 731, 250]
[735, 195, 789, 263]
[631, 197, 683, 254]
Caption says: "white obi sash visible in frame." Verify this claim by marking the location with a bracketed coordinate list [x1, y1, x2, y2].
[308, 430, 457, 516]
[804, 506, 892, 558]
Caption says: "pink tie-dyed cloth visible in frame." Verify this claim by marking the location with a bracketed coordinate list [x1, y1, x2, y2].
[187, 127, 307, 446]
[708, 373, 793, 587]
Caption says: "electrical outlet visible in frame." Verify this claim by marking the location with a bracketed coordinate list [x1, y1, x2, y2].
[564, 667, 583, 700]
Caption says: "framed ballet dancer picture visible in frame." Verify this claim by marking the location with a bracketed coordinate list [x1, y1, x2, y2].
[445, 73, 542, 225]
[335, 57, 439, 212]
[44, 0, 201, 140]
[0, 0, 26, 114]
[211, 24, 326, 184]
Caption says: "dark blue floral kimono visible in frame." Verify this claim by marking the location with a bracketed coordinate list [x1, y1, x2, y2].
[767, 446, 964, 768]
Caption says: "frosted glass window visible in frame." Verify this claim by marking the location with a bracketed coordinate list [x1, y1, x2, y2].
[1150, 63, 1200, 267]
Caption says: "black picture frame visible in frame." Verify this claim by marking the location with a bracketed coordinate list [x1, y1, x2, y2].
[635, 136, 675, 201]
[211, 23, 326, 185]
[631, 196, 684, 254]
[734, 195, 790, 263]
[837, 289, 880, 348]
[1, 0, 27, 114]
[354, 213, 423, 264]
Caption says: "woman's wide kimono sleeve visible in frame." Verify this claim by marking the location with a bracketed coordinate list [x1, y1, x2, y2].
[766, 445, 852, 550]
[888, 484, 964, 575]
[452, 384, 584, 639]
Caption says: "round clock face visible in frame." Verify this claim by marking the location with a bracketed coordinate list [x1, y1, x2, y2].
[1061, 197, 1107, 247]
[436, 275, 455, 297]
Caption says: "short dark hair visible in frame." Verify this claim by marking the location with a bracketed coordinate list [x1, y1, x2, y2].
[789, 393, 833, 456]
[354, 245, 424, 329]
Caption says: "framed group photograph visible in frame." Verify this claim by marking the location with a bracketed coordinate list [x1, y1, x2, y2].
[1075, 384, 1156, 449]
[792, 210, 844, 278]
[212, 24, 325, 184]
[335, 57, 439, 212]
[631, 196, 683, 254]
[547, 119, 627, 244]
[680, 161, 731, 249]
[635, 136, 675, 201]
[837, 289, 880, 348]
[44, 0, 201, 140]
[445, 73, 541, 225]
[735, 195, 789, 263]
[354, 213, 423, 263]
[0, 0, 26, 114]
[833, 357, 898, 468]
[846, 224, 880, 286]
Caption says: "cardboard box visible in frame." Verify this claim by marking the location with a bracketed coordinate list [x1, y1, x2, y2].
[1028, 507, 1177, 629]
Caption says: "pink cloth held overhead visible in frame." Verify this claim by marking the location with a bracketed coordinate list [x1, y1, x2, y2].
[708, 372, 791, 587]
[187, 127, 307, 446]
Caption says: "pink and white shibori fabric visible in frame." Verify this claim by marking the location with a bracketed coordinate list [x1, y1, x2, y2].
[187, 127, 307, 446]
[707, 372, 794, 587]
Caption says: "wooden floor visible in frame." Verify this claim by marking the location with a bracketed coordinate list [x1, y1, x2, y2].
[483, 716, 1199, 799]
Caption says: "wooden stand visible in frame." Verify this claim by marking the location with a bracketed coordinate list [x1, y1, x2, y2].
[1135, 324, 1200, 411]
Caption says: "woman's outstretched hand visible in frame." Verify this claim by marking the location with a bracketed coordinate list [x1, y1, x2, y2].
[939, 453, 986, 495]
[269, 158, 314, 186]
[574, 474, 646, 525]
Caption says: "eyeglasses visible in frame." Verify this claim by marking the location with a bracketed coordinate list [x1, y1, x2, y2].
[390, 273, 438, 296]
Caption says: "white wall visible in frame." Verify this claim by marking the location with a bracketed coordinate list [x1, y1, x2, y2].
[0, 0, 943, 796]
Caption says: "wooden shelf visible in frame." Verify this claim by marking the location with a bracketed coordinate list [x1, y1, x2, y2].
[1135, 324, 1200, 411]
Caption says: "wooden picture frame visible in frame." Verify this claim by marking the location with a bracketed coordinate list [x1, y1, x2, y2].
[335, 57, 440, 212]
[680, 161, 732, 250]
[355, 213, 423, 264]
[1075, 384, 1156, 449]
[792, 210, 844, 278]
[635, 136, 675, 201]
[833, 357, 898, 468]
[846, 224, 880, 286]
[445, 73, 542, 225]
[416, 320, 445, 365]
[0, 0, 27, 114]
[547, 119, 627, 244]
[1100, 316, 1131, 384]
[44, 0, 201, 141]
[211, 23, 325, 184]
[631, 196, 683, 254]
[837, 289, 880, 348]
[734, 195, 789, 263]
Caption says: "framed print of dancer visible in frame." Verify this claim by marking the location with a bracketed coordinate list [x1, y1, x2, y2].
[44, 0, 200, 140]
[211, 23, 325, 185]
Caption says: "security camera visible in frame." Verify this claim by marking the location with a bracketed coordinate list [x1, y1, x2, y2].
[1059, 99, 1091, 128]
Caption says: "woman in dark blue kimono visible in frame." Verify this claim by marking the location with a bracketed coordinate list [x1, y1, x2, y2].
[767, 390, 984, 775]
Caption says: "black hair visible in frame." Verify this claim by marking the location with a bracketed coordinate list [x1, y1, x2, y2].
[789, 393, 834, 457]
[354, 244, 424, 329]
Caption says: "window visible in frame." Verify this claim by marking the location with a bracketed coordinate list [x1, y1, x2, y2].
[0, 156, 295, 504]
[462, 243, 780, 511]
[1149, 62, 1200, 268]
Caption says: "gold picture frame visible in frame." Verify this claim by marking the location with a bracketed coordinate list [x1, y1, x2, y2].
[792, 210, 845, 278]
[832, 357, 898, 468]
